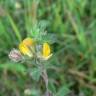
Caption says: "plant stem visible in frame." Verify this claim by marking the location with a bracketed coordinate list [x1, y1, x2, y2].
[42, 68, 49, 91]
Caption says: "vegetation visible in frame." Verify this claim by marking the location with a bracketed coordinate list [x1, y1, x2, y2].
[0, 0, 96, 96]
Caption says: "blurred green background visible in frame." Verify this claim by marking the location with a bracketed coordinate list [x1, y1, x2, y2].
[0, 0, 96, 96]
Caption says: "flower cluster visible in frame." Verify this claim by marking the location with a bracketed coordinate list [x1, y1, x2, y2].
[9, 38, 52, 62]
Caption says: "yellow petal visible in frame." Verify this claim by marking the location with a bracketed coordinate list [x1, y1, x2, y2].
[19, 43, 32, 57]
[42, 54, 52, 60]
[22, 38, 34, 47]
[42, 42, 51, 57]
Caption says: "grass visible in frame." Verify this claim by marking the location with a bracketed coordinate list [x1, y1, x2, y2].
[0, 0, 96, 96]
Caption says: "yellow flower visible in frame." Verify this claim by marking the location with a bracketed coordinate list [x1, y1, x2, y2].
[19, 38, 34, 57]
[42, 42, 52, 60]
[18, 38, 52, 60]
[22, 38, 34, 47]
[19, 43, 33, 57]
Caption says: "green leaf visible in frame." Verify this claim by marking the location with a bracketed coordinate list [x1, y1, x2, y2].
[0, 62, 26, 74]
[91, 0, 96, 16]
[56, 85, 70, 96]
[7, 13, 22, 42]
[0, 20, 11, 44]
[48, 81, 56, 93]
[30, 68, 41, 81]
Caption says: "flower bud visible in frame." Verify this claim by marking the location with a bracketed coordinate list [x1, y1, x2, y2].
[9, 49, 22, 62]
